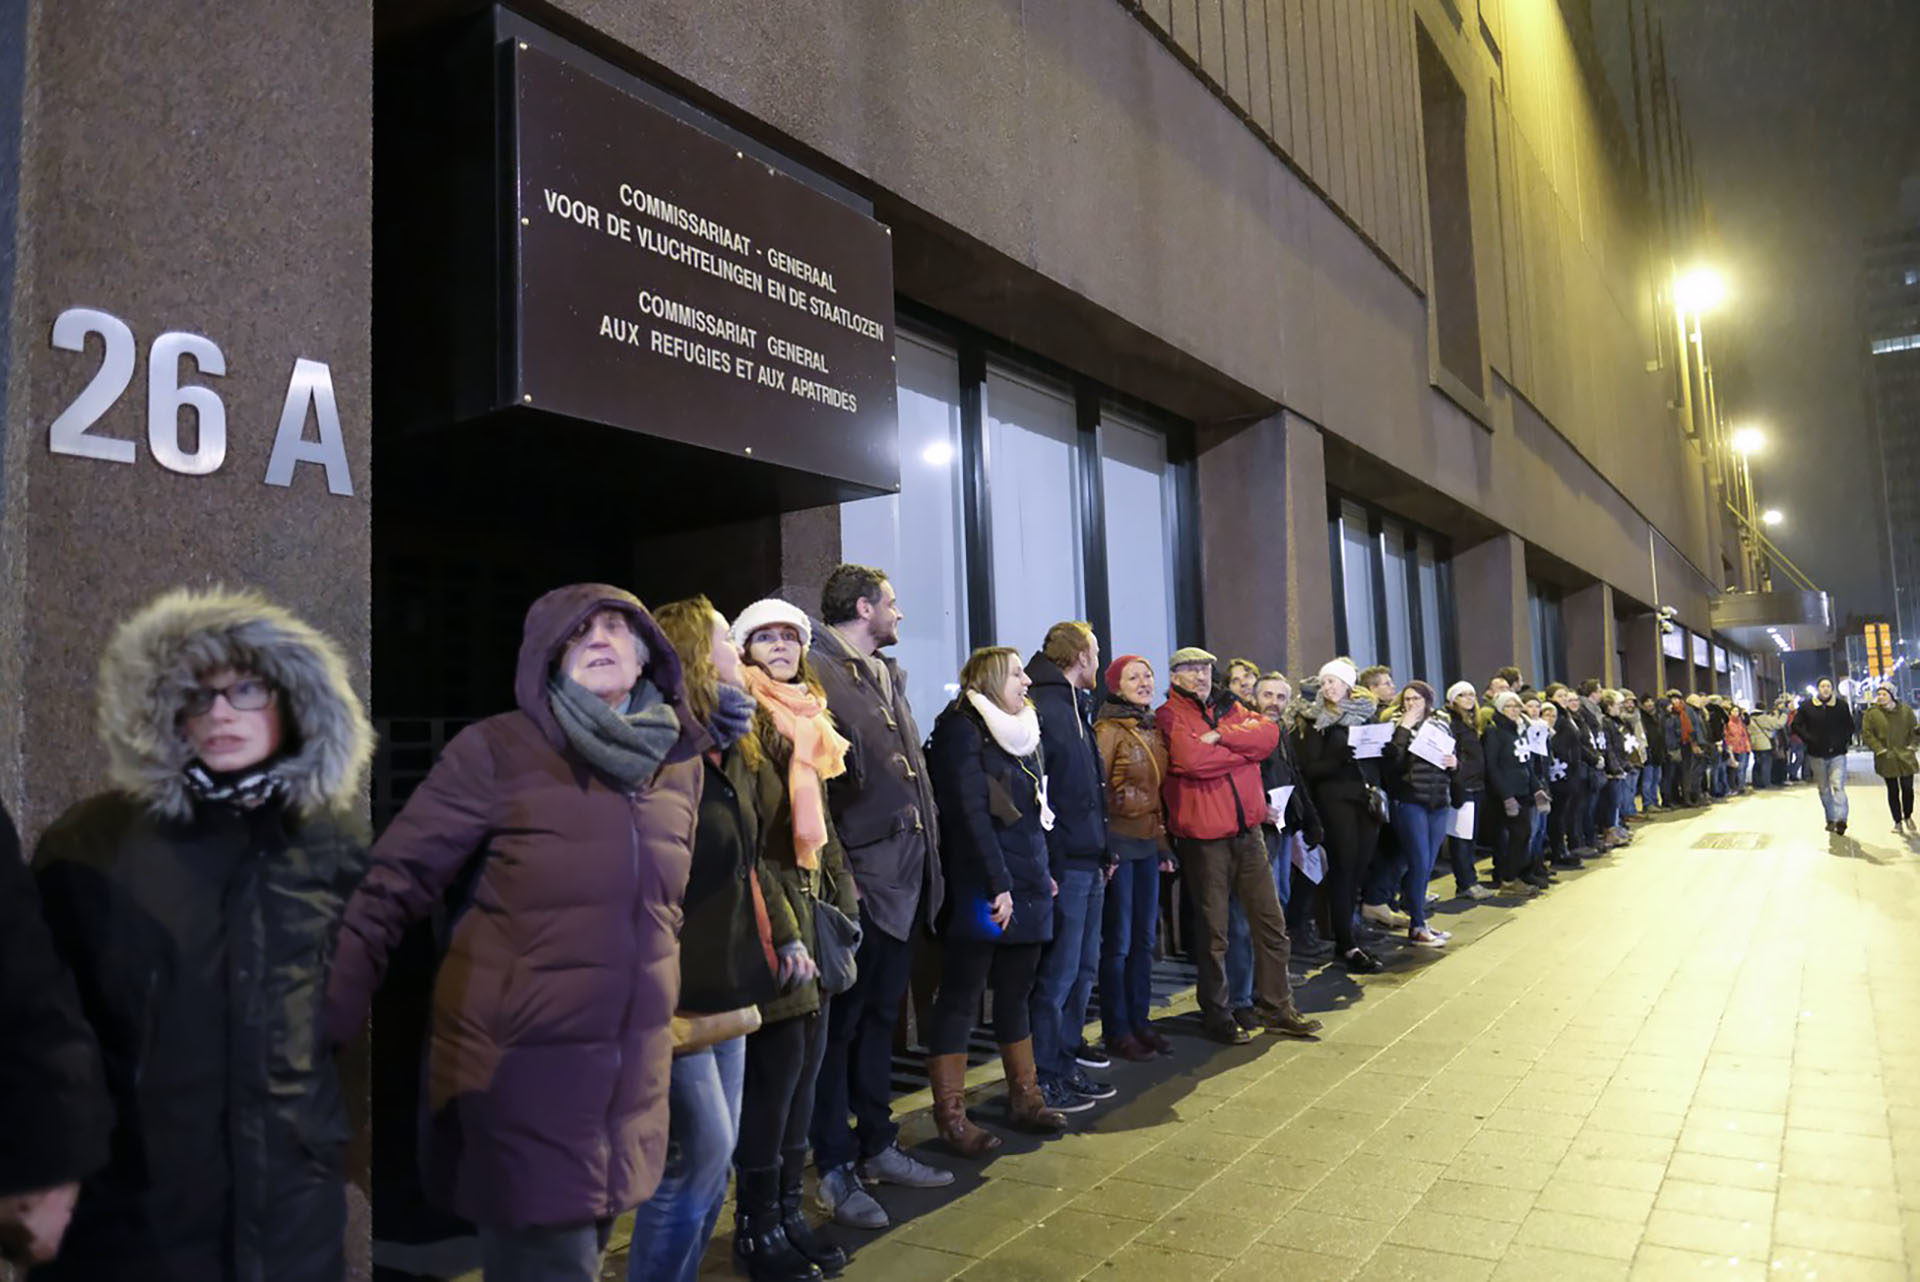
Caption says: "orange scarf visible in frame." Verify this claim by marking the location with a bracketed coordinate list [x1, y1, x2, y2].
[742, 667, 850, 869]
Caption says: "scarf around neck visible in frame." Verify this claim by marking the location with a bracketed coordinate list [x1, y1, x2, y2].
[709, 681, 758, 749]
[966, 689, 1042, 757]
[1095, 692, 1155, 729]
[548, 675, 682, 790]
[1312, 691, 1378, 731]
[183, 760, 286, 812]
[742, 666, 849, 870]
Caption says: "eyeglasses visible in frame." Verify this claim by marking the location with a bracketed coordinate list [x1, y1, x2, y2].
[183, 677, 276, 717]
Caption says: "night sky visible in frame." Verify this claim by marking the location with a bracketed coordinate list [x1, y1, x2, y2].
[1639, 0, 1920, 625]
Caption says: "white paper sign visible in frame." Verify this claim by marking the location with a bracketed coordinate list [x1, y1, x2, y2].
[1449, 801, 1476, 839]
[1525, 722, 1551, 756]
[1624, 734, 1640, 755]
[1410, 721, 1456, 768]
[1266, 784, 1294, 826]
[1349, 723, 1393, 759]
[1293, 840, 1326, 884]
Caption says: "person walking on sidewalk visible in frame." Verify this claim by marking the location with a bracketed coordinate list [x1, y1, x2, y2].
[808, 566, 952, 1229]
[1860, 687, 1918, 831]
[1159, 648, 1322, 1043]
[1795, 678, 1856, 834]
[1093, 656, 1176, 1062]
[923, 648, 1068, 1150]
[1025, 622, 1117, 1113]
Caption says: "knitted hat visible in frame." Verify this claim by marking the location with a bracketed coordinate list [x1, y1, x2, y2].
[1446, 680, 1476, 704]
[1106, 653, 1149, 693]
[1317, 658, 1358, 689]
[1168, 646, 1216, 669]
[730, 598, 813, 651]
[1492, 691, 1522, 712]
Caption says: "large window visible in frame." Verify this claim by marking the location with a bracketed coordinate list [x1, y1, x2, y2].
[984, 368, 1084, 656]
[1100, 409, 1177, 671]
[844, 321, 1196, 709]
[1330, 495, 1456, 685]
[1527, 580, 1566, 687]
[839, 333, 969, 718]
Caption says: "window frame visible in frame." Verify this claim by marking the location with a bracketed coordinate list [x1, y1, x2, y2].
[1326, 488, 1459, 682]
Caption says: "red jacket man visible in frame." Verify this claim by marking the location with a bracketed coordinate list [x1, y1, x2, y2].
[1156, 658, 1281, 840]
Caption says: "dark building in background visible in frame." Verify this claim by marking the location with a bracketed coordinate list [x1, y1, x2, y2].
[1864, 178, 1920, 698]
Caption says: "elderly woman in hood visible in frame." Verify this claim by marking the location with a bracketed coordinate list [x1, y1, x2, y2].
[1289, 660, 1388, 975]
[326, 584, 706, 1281]
[30, 587, 373, 1282]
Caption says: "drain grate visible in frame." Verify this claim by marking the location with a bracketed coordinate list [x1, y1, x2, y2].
[1692, 831, 1773, 850]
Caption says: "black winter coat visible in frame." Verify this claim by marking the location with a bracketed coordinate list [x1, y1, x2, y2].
[927, 700, 1055, 945]
[1793, 699, 1855, 758]
[1259, 742, 1323, 845]
[0, 801, 112, 1200]
[1025, 653, 1108, 867]
[1382, 720, 1462, 810]
[33, 794, 365, 1282]
[1482, 715, 1535, 804]
[1449, 710, 1487, 793]
[1602, 718, 1630, 778]
[1549, 718, 1593, 788]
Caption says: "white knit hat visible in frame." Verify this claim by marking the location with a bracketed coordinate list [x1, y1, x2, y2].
[1492, 691, 1522, 712]
[1446, 681, 1476, 704]
[730, 598, 813, 651]
[1317, 658, 1358, 689]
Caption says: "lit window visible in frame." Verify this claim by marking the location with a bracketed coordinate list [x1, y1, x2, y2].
[1906, 269, 1919, 286]
[1872, 333, 1920, 355]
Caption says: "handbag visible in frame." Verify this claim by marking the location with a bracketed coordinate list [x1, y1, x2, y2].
[811, 892, 863, 997]
[672, 1006, 762, 1056]
[1364, 784, 1390, 824]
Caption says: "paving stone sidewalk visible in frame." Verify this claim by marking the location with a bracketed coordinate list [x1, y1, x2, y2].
[644, 780, 1920, 1282]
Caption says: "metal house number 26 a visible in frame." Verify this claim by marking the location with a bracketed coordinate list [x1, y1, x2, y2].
[47, 307, 355, 496]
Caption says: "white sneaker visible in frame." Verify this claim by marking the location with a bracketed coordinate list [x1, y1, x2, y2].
[1462, 884, 1495, 901]
[1360, 902, 1410, 929]
[1408, 927, 1448, 948]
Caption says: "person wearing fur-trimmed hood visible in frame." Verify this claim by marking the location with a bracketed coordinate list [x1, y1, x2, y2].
[29, 586, 373, 1282]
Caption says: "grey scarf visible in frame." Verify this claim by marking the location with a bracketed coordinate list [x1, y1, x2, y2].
[1310, 691, 1379, 732]
[548, 675, 682, 789]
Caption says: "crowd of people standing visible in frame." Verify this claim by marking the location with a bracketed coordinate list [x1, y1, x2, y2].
[1, 568, 1900, 1282]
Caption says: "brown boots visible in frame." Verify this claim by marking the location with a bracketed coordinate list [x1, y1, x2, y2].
[927, 1053, 1001, 1157]
[999, 1038, 1067, 1133]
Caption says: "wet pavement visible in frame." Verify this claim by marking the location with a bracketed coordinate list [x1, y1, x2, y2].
[630, 775, 1920, 1282]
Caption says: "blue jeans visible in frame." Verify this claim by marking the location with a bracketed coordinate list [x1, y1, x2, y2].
[624, 1035, 745, 1282]
[1031, 865, 1105, 1084]
[1100, 845, 1161, 1042]
[1640, 763, 1661, 810]
[1809, 754, 1850, 824]
[1226, 830, 1287, 1008]
[1389, 802, 1451, 932]
[1752, 749, 1772, 789]
[1732, 751, 1751, 792]
[1529, 807, 1548, 857]
[1710, 755, 1729, 796]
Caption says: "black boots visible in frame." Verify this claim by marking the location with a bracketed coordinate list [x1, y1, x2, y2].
[734, 1164, 824, 1282]
[781, 1148, 848, 1276]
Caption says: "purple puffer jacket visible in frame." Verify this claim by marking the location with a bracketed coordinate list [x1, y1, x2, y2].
[324, 584, 705, 1229]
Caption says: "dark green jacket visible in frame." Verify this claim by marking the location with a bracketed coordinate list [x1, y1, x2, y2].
[751, 747, 859, 1026]
[1861, 700, 1919, 778]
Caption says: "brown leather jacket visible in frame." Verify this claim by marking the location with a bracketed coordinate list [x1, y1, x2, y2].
[1093, 694, 1170, 843]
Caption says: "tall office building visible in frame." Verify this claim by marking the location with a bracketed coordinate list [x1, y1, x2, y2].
[1864, 178, 1920, 693]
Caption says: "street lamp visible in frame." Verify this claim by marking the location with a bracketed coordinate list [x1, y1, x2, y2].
[1762, 509, 1783, 527]
[1730, 425, 1766, 455]
[1674, 266, 1728, 314]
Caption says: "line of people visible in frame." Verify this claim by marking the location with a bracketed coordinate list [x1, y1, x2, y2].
[0, 570, 1880, 1282]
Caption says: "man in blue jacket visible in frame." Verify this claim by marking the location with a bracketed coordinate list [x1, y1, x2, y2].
[1026, 622, 1116, 1113]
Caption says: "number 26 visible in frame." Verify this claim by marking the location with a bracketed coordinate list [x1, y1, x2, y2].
[49, 307, 227, 475]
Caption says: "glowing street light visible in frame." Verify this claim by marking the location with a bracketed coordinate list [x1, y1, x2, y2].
[1674, 266, 1727, 314]
[1730, 425, 1766, 455]
[1762, 509, 1784, 527]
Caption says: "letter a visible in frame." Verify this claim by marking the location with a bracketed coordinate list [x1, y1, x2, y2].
[264, 358, 355, 496]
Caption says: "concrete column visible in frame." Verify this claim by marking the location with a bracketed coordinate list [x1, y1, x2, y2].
[1564, 582, 1618, 686]
[0, 2, 372, 1275]
[1451, 532, 1529, 687]
[1195, 411, 1335, 679]
[779, 503, 842, 615]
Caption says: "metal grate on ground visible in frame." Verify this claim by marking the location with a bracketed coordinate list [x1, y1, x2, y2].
[1691, 831, 1773, 849]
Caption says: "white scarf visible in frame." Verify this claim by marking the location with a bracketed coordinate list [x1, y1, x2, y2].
[967, 690, 1042, 756]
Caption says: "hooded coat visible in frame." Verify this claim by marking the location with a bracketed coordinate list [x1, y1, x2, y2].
[31, 587, 373, 1282]
[1861, 699, 1919, 778]
[325, 585, 705, 1230]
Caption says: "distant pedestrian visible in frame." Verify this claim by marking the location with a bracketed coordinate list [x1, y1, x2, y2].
[1860, 687, 1917, 831]
[1794, 678, 1856, 835]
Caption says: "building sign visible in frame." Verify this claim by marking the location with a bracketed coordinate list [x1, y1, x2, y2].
[1867, 622, 1894, 677]
[507, 44, 898, 492]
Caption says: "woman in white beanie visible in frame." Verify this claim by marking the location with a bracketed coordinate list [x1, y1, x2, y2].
[729, 598, 859, 1281]
[1290, 659, 1388, 974]
[1444, 682, 1494, 901]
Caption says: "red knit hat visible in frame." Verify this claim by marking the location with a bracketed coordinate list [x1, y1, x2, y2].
[1106, 653, 1149, 693]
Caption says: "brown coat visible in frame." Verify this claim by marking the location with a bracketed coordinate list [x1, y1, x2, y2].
[1093, 694, 1169, 843]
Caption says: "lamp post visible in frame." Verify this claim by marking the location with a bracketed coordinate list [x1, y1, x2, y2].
[1731, 426, 1766, 589]
[1673, 267, 1728, 488]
